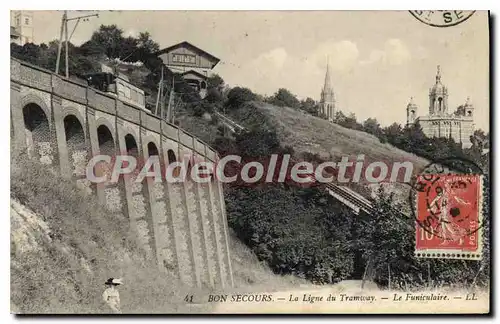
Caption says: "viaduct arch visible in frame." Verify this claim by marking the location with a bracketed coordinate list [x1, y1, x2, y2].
[10, 58, 233, 288]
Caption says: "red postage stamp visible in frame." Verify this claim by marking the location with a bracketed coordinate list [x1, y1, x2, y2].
[415, 174, 483, 260]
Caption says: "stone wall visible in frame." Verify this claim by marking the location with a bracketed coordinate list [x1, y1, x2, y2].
[10, 58, 234, 288]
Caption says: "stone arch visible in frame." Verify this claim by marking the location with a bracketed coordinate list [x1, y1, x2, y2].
[167, 149, 177, 164]
[64, 115, 85, 148]
[145, 141, 160, 175]
[97, 124, 115, 156]
[142, 135, 161, 157]
[61, 107, 86, 136]
[63, 114, 86, 175]
[124, 133, 139, 158]
[20, 93, 51, 127]
[147, 141, 159, 157]
[167, 148, 179, 177]
[23, 102, 53, 164]
[95, 124, 115, 183]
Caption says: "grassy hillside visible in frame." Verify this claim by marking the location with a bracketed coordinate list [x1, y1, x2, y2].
[235, 102, 429, 169]
[10, 150, 302, 314]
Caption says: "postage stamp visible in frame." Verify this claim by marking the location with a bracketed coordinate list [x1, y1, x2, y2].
[414, 173, 483, 260]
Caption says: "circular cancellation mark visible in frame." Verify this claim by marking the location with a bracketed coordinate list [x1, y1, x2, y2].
[408, 157, 485, 244]
[409, 10, 476, 28]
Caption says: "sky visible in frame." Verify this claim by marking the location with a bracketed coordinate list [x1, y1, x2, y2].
[25, 10, 489, 130]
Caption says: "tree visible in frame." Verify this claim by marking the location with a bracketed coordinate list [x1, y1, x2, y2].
[383, 122, 403, 144]
[84, 24, 124, 59]
[205, 74, 226, 103]
[300, 97, 318, 116]
[226, 185, 355, 283]
[363, 118, 382, 137]
[334, 111, 346, 124]
[268, 88, 301, 109]
[207, 74, 225, 91]
[337, 112, 363, 130]
[466, 129, 489, 171]
[226, 87, 257, 109]
[137, 32, 159, 55]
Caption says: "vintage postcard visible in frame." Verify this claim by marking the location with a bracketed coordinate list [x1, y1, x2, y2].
[10, 10, 490, 314]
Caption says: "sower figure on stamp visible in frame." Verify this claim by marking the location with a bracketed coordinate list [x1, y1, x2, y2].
[427, 181, 470, 245]
[102, 278, 123, 313]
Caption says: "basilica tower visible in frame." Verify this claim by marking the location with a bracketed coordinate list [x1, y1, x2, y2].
[429, 65, 449, 116]
[407, 64, 475, 148]
[406, 97, 418, 126]
[319, 60, 336, 122]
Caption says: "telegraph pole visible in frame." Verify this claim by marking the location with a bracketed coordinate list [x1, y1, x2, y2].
[154, 65, 164, 116]
[166, 75, 175, 122]
[55, 11, 66, 75]
[64, 12, 69, 78]
[55, 11, 98, 77]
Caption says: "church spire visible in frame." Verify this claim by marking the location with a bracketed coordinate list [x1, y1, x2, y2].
[323, 56, 332, 92]
[320, 56, 335, 122]
[436, 65, 441, 84]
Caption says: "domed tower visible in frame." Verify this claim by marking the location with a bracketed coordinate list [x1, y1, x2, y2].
[320, 59, 336, 122]
[429, 65, 448, 116]
[406, 97, 418, 125]
[463, 96, 474, 118]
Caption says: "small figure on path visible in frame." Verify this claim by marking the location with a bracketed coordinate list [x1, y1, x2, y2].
[102, 278, 123, 313]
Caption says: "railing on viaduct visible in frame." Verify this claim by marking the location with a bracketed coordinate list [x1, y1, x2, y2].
[10, 58, 234, 288]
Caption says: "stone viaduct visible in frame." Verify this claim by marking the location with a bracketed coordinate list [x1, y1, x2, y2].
[10, 58, 234, 288]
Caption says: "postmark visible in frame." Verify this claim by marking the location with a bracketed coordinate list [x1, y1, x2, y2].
[409, 157, 484, 260]
[409, 10, 476, 28]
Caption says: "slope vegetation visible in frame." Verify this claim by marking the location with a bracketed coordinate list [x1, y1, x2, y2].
[236, 102, 429, 169]
[10, 150, 302, 314]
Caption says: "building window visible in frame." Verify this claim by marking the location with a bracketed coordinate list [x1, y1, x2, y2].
[25, 17, 30, 25]
[172, 53, 196, 64]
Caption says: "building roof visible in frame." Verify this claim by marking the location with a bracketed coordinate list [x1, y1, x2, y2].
[407, 96, 417, 109]
[322, 59, 333, 93]
[156, 41, 220, 68]
[181, 69, 208, 80]
[430, 65, 447, 94]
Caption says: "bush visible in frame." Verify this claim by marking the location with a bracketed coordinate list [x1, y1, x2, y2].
[187, 101, 216, 117]
[226, 185, 355, 283]
[267, 88, 301, 109]
[226, 87, 257, 109]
